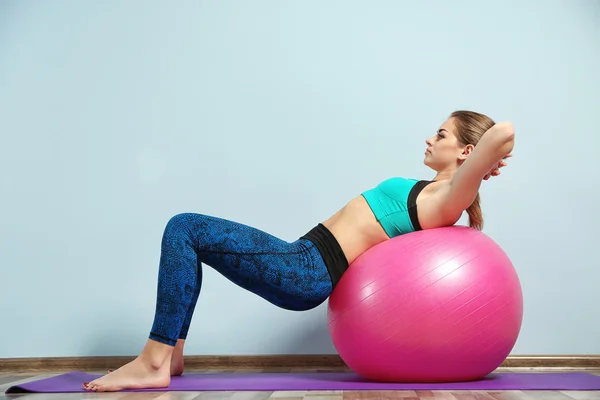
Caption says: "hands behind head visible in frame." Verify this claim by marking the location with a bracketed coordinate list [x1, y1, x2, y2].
[483, 153, 512, 181]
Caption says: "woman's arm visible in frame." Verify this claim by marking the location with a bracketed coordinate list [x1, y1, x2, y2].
[442, 122, 515, 215]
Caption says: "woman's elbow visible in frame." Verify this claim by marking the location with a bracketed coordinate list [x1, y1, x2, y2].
[490, 122, 515, 155]
[494, 121, 516, 142]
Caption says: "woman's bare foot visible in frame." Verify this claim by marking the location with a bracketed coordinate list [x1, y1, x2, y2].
[83, 339, 173, 392]
[107, 339, 185, 377]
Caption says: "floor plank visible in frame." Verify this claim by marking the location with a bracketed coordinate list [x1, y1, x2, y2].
[0, 377, 28, 386]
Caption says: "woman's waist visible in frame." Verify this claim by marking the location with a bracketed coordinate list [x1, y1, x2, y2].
[321, 196, 389, 264]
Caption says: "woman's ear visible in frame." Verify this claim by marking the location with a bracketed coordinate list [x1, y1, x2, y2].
[459, 144, 475, 160]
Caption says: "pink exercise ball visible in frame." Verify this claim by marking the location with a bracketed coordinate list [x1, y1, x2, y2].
[328, 226, 523, 383]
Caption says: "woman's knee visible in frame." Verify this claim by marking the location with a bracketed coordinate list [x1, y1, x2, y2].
[163, 213, 198, 240]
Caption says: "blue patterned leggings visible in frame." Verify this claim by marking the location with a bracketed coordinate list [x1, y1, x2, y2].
[149, 213, 335, 346]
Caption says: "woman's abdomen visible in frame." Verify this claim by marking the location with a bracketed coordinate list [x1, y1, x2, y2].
[322, 196, 389, 264]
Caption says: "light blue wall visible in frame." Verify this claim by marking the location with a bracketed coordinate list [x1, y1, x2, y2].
[1, 0, 598, 358]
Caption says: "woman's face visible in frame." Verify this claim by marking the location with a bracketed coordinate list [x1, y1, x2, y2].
[424, 118, 466, 171]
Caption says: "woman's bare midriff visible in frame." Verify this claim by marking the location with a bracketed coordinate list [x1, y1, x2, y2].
[321, 181, 458, 265]
[321, 195, 389, 264]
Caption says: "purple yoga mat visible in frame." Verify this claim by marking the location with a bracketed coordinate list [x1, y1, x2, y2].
[6, 371, 600, 393]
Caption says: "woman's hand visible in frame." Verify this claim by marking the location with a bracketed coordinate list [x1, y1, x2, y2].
[483, 153, 512, 180]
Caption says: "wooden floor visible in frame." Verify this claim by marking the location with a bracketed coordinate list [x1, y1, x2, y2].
[2, 368, 600, 400]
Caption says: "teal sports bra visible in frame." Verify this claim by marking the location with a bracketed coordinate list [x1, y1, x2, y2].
[361, 177, 434, 238]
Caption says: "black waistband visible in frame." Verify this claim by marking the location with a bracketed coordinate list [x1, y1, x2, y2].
[300, 223, 349, 288]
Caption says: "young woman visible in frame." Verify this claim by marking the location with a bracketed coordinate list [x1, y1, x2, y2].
[84, 110, 514, 392]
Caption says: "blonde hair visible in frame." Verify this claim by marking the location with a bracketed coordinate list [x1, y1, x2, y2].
[449, 110, 495, 231]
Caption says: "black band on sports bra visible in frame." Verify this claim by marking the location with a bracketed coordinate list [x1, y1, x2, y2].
[407, 180, 434, 231]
